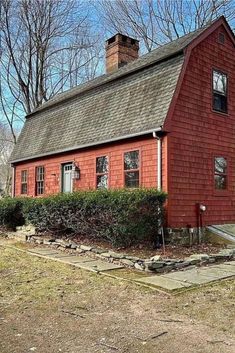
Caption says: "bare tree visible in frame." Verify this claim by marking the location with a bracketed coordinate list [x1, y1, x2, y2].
[0, 0, 103, 140]
[0, 122, 15, 195]
[99, 0, 235, 52]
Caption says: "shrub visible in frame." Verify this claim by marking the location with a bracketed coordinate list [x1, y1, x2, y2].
[0, 189, 167, 247]
[0, 197, 25, 230]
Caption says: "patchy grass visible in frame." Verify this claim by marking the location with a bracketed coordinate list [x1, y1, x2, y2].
[0, 241, 234, 353]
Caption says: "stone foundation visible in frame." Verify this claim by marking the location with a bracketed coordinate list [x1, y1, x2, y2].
[165, 227, 206, 246]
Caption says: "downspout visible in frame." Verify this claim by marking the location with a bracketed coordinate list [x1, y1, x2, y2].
[153, 131, 162, 190]
[11, 165, 15, 197]
[152, 130, 165, 251]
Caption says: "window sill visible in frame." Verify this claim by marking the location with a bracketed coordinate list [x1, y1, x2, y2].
[211, 109, 229, 117]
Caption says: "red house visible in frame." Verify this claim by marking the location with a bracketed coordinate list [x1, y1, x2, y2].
[10, 17, 235, 239]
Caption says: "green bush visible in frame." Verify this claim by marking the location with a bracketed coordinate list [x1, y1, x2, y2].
[0, 197, 25, 230]
[0, 189, 167, 247]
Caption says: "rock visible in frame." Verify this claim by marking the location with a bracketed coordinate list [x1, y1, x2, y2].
[35, 239, 43, 244]
[91, 248, 106, 254]
[184, 265, 196, 271]
[175, 261, 190, 269]
[164, 264, 174, 272]
[76, 248, 85, 254]
[144, 260, 165, 270]
[125, 255, 140, 262]
[134, 262, 145, 271]
[165, 261, 176, 266]
[218, 249, 234, 257]
[188, 254, 210, 261]
[43, 240, 52, 245]
[212, 253, 232, 260]
[80, 245, 92, 251]
[154, 267, 167, 273]
[150, 255, 162, 261]
[69, 242, 77, 250]
[208, 257, 216, 263]
[185, 257, 201, 265]
[108, 251, 124, 259]
[121, 259, 134, 267]
[100, 252, 111, 258]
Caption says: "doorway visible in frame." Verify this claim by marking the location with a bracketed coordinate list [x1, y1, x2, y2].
[62, 163, 73, 193]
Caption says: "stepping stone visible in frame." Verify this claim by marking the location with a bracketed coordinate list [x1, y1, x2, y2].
[136, 276, 192, 291]
[222, 260, 235, 266]
[198, 266, 235, 279]
[75, 260, 124, 272]
[55, 256, 95, 263]
[163, 269, 218, 285]
[28, 249, 59, 256]
[214, 263, 235, 273]
[46, 253, 78, 259]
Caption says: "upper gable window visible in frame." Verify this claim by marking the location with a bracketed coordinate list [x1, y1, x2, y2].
[212, 70, 228, 114]
[218, 32, 225, 44]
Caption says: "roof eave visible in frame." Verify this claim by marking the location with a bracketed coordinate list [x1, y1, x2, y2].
[10, 127, 163, 164]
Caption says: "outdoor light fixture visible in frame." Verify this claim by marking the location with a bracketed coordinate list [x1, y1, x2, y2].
[72, 163, 81, 180]
[199, 204, 206, 213]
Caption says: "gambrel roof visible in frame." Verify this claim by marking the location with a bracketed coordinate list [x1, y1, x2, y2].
[10, 24, 215, 163]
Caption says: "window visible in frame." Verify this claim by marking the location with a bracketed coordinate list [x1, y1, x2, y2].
[124, 150, 139, 188]
[214, 157, 227, 190]
[36, 166, 45, 195]
[21, 170, 28, 194]
[213, 70, 228, 113]
[96, 156, 108, 189]
[218, 32, 225, 44]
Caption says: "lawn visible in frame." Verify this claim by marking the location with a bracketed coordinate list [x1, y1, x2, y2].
[0, 240, 234, 353]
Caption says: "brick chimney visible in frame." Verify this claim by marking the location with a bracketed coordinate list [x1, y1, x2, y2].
[105, 33, 139, 74]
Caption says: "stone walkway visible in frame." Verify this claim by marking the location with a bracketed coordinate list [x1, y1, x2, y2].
[137, 262, 235, 291]
[26, 247, 235, 292]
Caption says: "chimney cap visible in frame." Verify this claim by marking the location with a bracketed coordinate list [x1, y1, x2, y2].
[106, 33, 139, 46]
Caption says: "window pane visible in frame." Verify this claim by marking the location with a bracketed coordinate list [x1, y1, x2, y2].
[215, 175, 226, 190]
[96, 175, 108, 189]
[37, 181, 44, 195]
[96, 156, 108, 173]
[36, 166, 44, 181]
[64, 164, 72, 171]
[213, 71, 227, 95]
[215, 157, 227, 174]
[21, 170, 27, 183]
[213, 93, 227, 113]
[21, 183, 27, 194]
[124, 151, 139, 170]
[125, 171, 139, 188]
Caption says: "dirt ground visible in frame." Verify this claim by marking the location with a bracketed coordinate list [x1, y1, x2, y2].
[52, 234, 225, 259]
[0, 241, 234, 353]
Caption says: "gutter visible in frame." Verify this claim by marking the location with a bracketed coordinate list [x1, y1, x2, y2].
[10, 127, 163, 164]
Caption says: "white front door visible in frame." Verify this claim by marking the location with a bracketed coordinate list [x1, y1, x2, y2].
[62, 163, 73, 193]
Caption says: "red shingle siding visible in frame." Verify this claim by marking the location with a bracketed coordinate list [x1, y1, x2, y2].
[166, 25, 235, 228]
[14, 136, 159, 196]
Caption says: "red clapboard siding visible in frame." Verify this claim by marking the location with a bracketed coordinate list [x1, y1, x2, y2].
[14, 136, 160, 197]
[166, 24, 235, 228]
